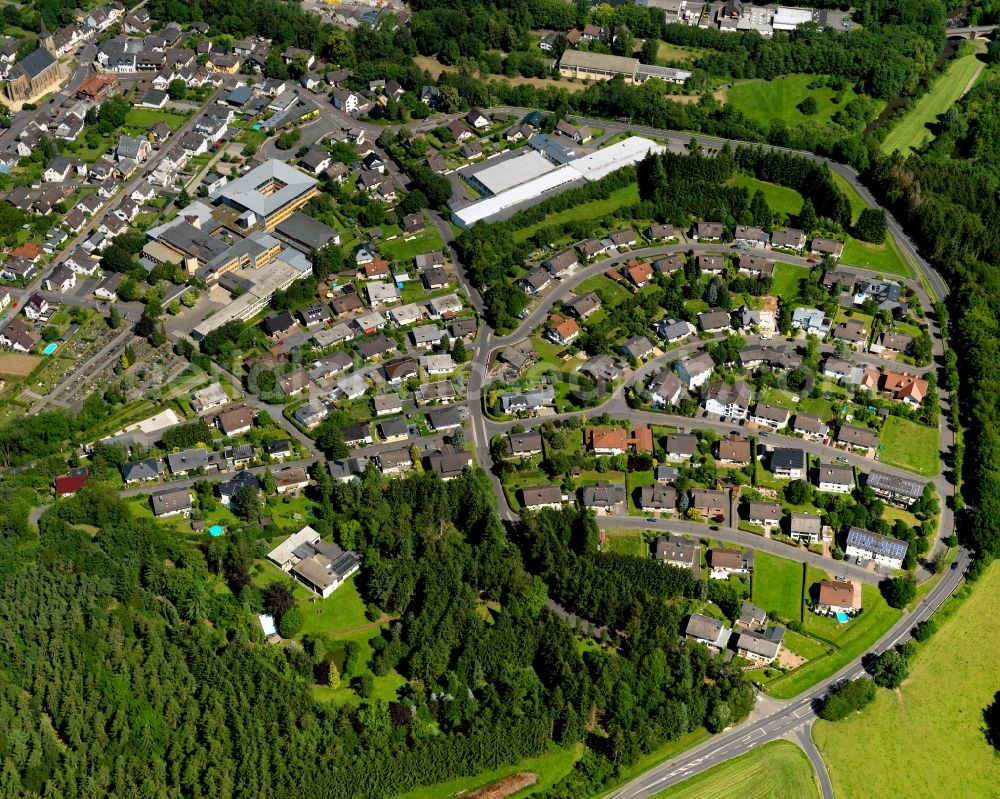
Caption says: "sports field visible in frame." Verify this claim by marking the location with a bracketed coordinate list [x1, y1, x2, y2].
[654, 740, 819, 799]
[881, 52, 983, 156]
[814, 563, 1000, 799]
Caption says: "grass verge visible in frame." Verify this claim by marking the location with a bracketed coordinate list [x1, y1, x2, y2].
[652, 740, 819, 799]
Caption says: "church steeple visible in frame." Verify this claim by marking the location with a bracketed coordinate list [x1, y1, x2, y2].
[39, 17, 55, 55]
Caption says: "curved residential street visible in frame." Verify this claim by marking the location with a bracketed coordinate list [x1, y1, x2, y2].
[431, 112, 961, 799]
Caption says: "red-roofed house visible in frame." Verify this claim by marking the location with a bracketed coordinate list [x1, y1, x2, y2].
[362, 259, 391, 280]
[54, 469, 89, 496]
[586, 425, 654, 455]
[881, 371, 929, 406]
[547, 313, 580, 346]
[11, 242, 42, 261]
[624, 260, 654, 288]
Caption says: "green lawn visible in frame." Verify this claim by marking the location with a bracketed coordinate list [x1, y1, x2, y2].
[769, 583, 901, 699]
[830, 172, 868, 225]
[841, 235, 911, 278]
[752, 551, 805, 623]
[728, 73, 869, 128]
[725, 175, 803, 217]
[512, 183, 640, 243]
[761, 387, 799, 412]
[124, 108, 188, 131]
[656, 41, 709, 64]
[378, 225, 446, 263]
[653, 740, 819, 799]
[574, 274, 633, 305]
[881, 52, 984, 156]
[627, 469, 657, 513]
[879, 416, 939, 477]
[782, 629, 831, 660]
[295, 575, 370, 638]
[394, 744, 584, 799]
[605, 531, 652, 557]
[771, 262, 810, 299]
[814, 563, 1000, 799]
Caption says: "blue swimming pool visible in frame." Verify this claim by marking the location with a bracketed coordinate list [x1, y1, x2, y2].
[251, 123, 261, 130]
[42, 343, 57, 355]
[835, 612, 850, 623]
[209, 525, 224, 537]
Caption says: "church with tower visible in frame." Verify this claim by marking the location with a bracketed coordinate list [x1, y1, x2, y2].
[4, 20, 64, 103]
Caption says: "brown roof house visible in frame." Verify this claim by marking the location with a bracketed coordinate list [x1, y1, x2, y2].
[689, 489, 728, 521]
[216, 406, 254, 437]
[654, 535, 700, 575]
[816, 579, 862, 615]
[716, 434, 751, 466]
[708, 548, 753, 579]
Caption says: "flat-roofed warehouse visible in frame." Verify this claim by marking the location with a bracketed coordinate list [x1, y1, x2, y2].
[464, 150, 557, 196]
[452, 136, 665, 229]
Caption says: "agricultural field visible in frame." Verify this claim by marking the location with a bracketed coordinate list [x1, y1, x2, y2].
[881, 50, 984, 156]
[727, 74, 870, 128]
[0, 352, 41, 380]
[654, 741, 819, 799]
[814, 563, 1000, 799]
[879, 416, 939, 476]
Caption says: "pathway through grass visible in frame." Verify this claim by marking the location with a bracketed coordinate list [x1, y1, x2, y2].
[881, 52, 984, 155]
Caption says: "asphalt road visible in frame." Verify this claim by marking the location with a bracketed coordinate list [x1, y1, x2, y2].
[606, 546, 969, 799]
[597, 515, 886, 586]
[439, 110, 963, 797]
[486, 105, 951, 303]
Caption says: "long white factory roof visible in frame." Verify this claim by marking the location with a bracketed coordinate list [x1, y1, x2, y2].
[452, 136, 665, 229]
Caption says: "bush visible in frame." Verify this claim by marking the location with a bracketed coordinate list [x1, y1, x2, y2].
[353, 672, 375, 698]
[872, 647, 909, 688]
[278, 607, 304, 638]
[881, 576, 916, 609]
[912, 618, 937, 642]
[817, 677, 877, 721]
[797, 95, 819, 115]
